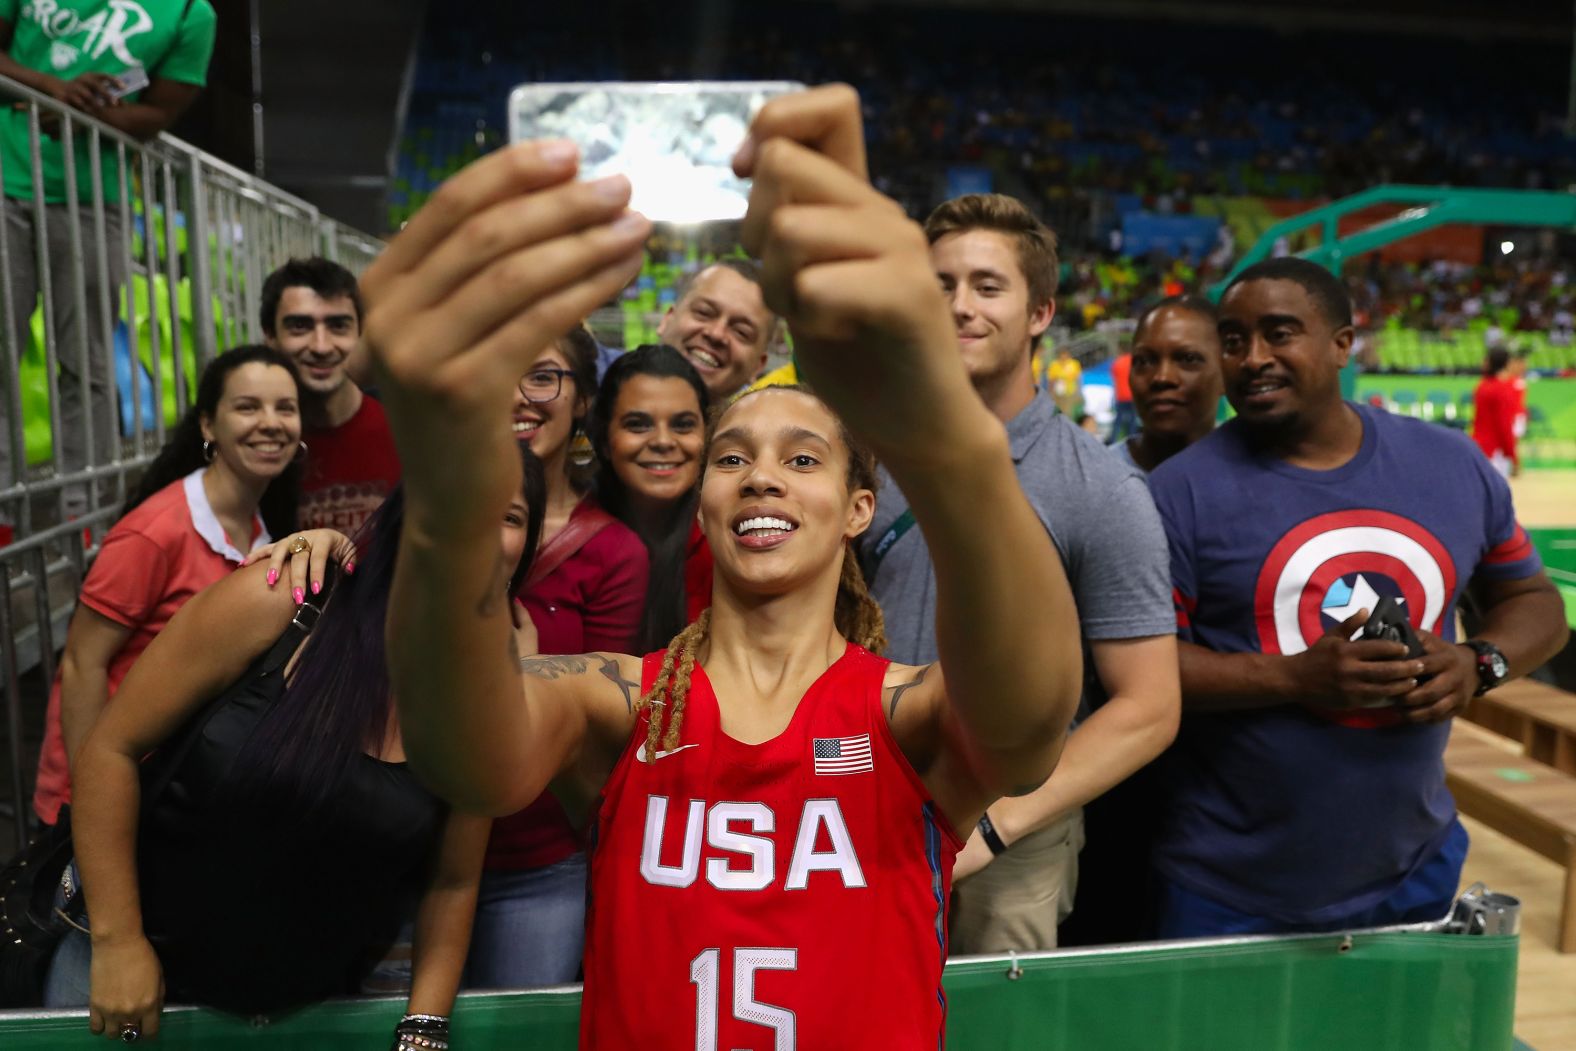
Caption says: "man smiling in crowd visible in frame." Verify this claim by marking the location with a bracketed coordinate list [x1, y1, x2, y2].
[656, 258, 778, 400]
[1148, 257, 1567, 936]
[864, 193, 1179, 952]
[260, 258, 400, 533]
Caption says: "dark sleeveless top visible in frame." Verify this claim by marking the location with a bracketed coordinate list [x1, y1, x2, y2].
[134, 610, 446, 1015]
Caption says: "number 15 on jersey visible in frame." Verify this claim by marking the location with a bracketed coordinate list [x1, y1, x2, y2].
[690, 947, 798, 1050]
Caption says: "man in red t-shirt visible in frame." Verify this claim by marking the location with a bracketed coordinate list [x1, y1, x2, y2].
[261, 258, 401, 533]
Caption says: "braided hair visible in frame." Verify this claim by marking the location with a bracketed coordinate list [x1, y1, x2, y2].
[635, 385, 886, 754]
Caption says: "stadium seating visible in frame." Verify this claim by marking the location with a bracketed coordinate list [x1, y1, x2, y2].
[388, 8, 1576, 231]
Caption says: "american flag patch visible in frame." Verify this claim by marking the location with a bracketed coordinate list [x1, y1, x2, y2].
[812, 734, 874, 775]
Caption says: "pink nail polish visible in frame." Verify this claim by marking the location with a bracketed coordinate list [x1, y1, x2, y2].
[266, 569, 278, 587]
[311, 580, 321, 595]
[345, 561, 355, 576]
[292, 587, 304, 605]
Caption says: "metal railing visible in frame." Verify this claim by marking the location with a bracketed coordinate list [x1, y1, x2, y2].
[0, 73, 383, 848]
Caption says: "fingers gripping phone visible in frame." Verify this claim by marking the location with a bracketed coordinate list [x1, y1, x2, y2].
[1360, 595, 1433, 705]
[1362, 596, 1426, 660]
[508, 82, 805, 224]
[108, 67, 150, 100]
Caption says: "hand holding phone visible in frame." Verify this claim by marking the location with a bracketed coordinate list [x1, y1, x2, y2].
[1360, 596, 1426, 661]
[107, 67, 149, 101]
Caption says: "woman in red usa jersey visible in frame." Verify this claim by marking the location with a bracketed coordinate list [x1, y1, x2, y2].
[361, 85, 1084, 1050]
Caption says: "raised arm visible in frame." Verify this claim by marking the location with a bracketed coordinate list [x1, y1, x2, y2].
[362, 142, 650, 815]
[736, 87, 1081, 819]
[71, 562, 295, 1040]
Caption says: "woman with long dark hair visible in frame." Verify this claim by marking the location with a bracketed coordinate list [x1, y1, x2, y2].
[52, 446, 546, 1045]
[589, 344, 711, 651]
[363, 85, 1083, 1049]
[33, 346, 305, 827]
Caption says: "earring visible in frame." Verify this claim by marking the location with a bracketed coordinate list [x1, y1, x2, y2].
[569, 427, 595, 468]
[202, 440, 214, 463]
[294, 440, 309, 464]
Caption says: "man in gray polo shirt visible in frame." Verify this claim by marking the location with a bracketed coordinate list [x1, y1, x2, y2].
[862, 193, 1178, 952]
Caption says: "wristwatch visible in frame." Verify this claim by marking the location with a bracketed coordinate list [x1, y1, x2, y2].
[1463, 640, 1509, 696]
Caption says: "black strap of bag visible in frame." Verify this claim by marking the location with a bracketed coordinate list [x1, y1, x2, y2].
[0, 588, 328, 1007]
[134, 596, 324, 804]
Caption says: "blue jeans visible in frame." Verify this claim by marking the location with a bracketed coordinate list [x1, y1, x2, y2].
[43, 927, 93, 1007]
[1156, 819, 1469, 938]
[42, 863, 91, 1007]
[465, 852, 587, 989]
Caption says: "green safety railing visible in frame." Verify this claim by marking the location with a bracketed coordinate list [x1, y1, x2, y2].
[0, 929, 1519, 1050]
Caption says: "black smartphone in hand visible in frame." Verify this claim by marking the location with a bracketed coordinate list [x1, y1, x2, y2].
[1363, 596, 1425, 660]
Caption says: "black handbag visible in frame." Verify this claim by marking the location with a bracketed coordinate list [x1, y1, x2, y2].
[0, 595, 325, 1007]
[0, 806, 79, 1006]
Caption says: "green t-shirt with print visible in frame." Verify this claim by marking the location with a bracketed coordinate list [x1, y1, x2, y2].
[0, 0, 217, 204]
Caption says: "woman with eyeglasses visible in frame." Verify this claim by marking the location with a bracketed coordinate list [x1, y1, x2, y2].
[469, 325, 650, 988]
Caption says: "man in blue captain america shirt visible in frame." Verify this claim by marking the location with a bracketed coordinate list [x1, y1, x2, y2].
[1148, 257, 1568, 936]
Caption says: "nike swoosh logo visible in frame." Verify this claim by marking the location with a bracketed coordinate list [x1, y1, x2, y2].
[636, 742, 700, 763]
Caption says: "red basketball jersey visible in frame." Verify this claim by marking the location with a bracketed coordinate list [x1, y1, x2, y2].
[581, 643, 962, 1050]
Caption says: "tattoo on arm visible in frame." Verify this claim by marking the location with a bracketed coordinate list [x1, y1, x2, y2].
[519, 655, 591, 679]
[886, 664, 931, 719]
[597, 656, 642, 712]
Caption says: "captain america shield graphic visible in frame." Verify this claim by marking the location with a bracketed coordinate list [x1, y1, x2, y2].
[1253, 511, 1458, 727]
[1254, 510, 1457, 656]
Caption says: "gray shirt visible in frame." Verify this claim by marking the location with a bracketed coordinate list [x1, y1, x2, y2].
[1112, 436, 1145, 475]
[863, 391, 1173, 713]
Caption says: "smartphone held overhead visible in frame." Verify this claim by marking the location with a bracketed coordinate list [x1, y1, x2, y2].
[508, 81, 804, 224]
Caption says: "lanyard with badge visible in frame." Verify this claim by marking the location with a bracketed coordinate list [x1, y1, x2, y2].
[861, 509, 915, 582]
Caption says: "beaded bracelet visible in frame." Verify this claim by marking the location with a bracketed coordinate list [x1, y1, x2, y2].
[393, 1013, 450, 1051]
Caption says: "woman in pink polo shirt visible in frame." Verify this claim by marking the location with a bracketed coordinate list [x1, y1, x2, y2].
[32, 346, 307, 825]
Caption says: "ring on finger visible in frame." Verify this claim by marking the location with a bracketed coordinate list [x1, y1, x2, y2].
[120, 1022, 141, 1043]
[288, 534, 312, 556]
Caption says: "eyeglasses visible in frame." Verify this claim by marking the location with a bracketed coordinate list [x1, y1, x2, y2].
[518, 367, 576, 404]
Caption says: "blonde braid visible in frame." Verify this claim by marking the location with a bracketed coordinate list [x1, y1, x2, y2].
[636, 609, 712, 752]
[836, 544, 887, 654]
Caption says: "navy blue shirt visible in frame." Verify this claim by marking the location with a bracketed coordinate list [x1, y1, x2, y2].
[1148, 403, 1540, 923]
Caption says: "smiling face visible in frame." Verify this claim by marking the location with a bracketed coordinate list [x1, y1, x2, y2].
[606, 373, 705, 513]
[1131, 305, 1224, 443]
[1217, 278, 1352, 434]
[699, 389, 874, 601]
[511, 345, 586, 465]
[266, 287, 359, 398]
[930, 229, 1054, 393]
[199, 362, 302, 484]
[657, 266, 774, 399]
